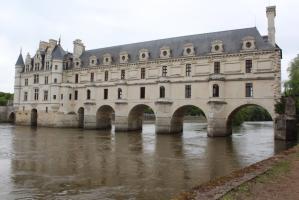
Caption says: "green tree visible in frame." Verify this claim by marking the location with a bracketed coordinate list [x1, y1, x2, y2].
[0, 92, 13, 106]
[284, 54, 299, 114]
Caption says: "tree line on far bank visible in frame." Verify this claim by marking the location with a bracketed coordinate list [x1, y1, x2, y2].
[0, 92, 13, 106]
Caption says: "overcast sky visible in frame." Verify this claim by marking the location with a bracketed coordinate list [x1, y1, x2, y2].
[0, 0, 298, 93]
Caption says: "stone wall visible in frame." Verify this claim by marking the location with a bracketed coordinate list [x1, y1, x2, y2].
[0, 106, 14, 122]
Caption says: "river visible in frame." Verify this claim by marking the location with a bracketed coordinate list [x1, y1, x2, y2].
[0, 122, 297, 200]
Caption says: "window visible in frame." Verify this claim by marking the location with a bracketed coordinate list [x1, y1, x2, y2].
[104, 89, 108, 99]
[24, 92, 28, 101]
[214, 62, 220, 74]
[69, 93, 72, 100]
[105, 71, 108, 81]
[87, 89, 91, 100]
[53, 95, 56, 100]
[90, 72, 94, 82]
[33, 74, 39, 84]
[185, 85, 191, 98]
[55, 65, 58, 70]
[34, 63, 40, 71]
[141, 68, 145, 79]
[75, 74, 79, 83]
[46, 107, 48, 113]
[246, 60, 252, 73]
[54, 78, 57, 83]
[44, 76, 48, 84]
[140, 87, 145, 99]
[25, 78, 28, 86]
[46, 62, 50, 70]
[74, 90, 78, 100]
[162, 66, 167, 77]
[212, 84, 219, 97]
[186, 64, 191, 76]
[160, 86, 165, 98]
[121, 70, 125, 80]
[245, 83, 253, 97]
[61, 94, 63, 100]
[34, 88, 39, 100]
[43, 90, 48, 101]
[118, 88, 122, 99]
[25, 65, 29, 72]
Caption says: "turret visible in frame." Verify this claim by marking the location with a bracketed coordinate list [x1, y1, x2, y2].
[14, 51, 25, 106]
[73, 39, 85, 59]
[266, 6, 276, 46]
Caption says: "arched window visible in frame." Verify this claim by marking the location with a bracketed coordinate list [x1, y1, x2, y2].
[118, 88, 122, 99]
[87, 89, 91, 100]
[160, 86, 165, 98]
[212, 84, 219, 97]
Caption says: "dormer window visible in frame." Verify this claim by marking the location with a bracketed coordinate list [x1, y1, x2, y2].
[242, 36, 256, 50]
[103, 53, 112, 65]
[160, 46, 171, 59]
[89, 55, 97, 66]
[139, 49, 149, 61]
[119, 51, 129, 63]
[74, 58, 81, 68]
[211, 40, 224, 53]
[183, 43, 195, 56]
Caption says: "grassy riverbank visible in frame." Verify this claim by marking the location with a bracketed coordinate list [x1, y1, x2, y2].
[220, 145, 299, 200]
[173, 144, 299, 200]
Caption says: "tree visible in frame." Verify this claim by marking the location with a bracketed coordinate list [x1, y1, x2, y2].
[0, 92, 13, 106]
[284, 54, 299, 114]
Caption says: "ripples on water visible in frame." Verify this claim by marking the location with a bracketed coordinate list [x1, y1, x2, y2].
[0, 122, 297, 200]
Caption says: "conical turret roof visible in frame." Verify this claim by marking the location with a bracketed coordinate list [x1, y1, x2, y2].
[52, 44, 66, 60]
[15, 53, 25, 66]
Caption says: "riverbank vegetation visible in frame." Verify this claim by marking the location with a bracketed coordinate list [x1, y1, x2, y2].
[0, 92, 13, 106]
[276, 54, 299, 115]
[232, 106, 272, 126]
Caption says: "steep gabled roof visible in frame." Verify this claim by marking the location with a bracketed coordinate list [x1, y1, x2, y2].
[52, 44, 66, 60]
[15, 53, 25, 66]
[79, 27, 276, 67]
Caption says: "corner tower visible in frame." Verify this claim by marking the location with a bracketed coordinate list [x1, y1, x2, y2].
[14, 51, 25, 107]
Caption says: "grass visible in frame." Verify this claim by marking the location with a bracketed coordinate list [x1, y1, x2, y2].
[220, 160, 291, 200]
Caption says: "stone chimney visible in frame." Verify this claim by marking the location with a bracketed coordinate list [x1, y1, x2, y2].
[73, 39, 85, 59]
[266, 6, 276, 46]
[39, 41, 48, 51]
[49, 39, 57, 49]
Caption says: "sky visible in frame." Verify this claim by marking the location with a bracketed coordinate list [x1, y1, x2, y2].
[0, 0, 298, 93]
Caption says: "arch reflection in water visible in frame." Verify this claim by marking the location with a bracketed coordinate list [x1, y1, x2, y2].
[4, 121, 297, 200]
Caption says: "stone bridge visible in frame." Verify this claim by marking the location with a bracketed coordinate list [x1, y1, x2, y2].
[0, 105, 15, 123]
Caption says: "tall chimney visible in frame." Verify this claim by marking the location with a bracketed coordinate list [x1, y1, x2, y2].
[266, 6, 276, 46]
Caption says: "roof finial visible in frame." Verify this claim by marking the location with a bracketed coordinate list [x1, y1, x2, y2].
[58, 35, 61, 45]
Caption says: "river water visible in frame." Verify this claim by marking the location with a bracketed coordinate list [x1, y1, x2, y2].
[0, 122, 297, 200]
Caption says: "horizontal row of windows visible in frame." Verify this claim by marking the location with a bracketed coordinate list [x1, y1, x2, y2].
[24, 83, 253, 102]
[74, 60, 253, 83]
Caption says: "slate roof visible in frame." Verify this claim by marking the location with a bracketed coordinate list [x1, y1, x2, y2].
[15, 53, 25, 66]
[52, 44, 66, 60]
[79, 27, 276, 67]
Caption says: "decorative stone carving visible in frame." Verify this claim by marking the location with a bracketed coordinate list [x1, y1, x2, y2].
[211, 40, 224, 53]
[183, 43, 195, 56]
[119, 51, 129, 63]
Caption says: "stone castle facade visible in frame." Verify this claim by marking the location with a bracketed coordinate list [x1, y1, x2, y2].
[13, 6, 281, 136]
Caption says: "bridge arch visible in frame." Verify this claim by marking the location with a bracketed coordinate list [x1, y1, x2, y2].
[128, 104, 156, 131]
[8, 112, 15, 124]
[31, 109, 38, 127]
[170, 105, 207, 133]
[96, 105, 115, 129]
[226, 103, 273, 135]
[78, 107, 85, 128]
